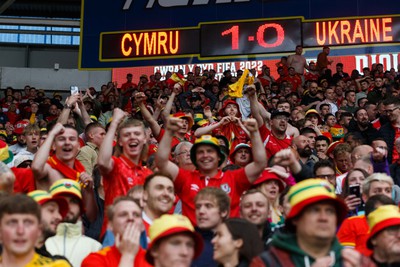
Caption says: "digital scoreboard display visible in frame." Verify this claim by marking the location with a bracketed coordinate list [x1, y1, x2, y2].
[200, 19, 301, 57]
[99, 15, 400, 63]
[101, 28, 199, 60]
[303, 17, 400, 47]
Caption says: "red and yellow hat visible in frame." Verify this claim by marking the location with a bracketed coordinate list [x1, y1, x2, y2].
[286, 178, 347, 231]
[28, 190, 68, 218]
[367, 205, 400, 249]
[171, 112, 194, 130]
[0, 140, 13, 164]
[305, 109, 322, 124]
[145, 214, 204, 264]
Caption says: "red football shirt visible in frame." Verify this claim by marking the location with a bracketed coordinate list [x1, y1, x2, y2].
[259, 125, 292, 158]
[337, 215, 372, 256]
[82, 246, 151, 267]
[101, 155, 152, 237]
[174, 168, 251, 225]
[12, 167, 35, 193]
[103, 155, 152, 208]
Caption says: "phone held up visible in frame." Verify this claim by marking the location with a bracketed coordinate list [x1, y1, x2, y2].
[70, 86, 79, 95]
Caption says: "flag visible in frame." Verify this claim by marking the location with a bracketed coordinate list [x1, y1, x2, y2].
[166, 73, 186, 87]
[228, 69, 254, 98]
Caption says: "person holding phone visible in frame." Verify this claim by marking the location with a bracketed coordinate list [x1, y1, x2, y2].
[341, 168, 369, 216]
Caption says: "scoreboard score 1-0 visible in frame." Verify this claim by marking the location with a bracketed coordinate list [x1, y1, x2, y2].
[99, 16, 400, 62]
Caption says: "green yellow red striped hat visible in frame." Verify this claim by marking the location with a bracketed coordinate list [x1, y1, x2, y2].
[0, 140, 13, 164]
[190, 135, 226, 167]
[367, 205, 400, 248]
[286, 178, 347, 231]
[28, 190, 68, 218]
[49, 179, 82, 200]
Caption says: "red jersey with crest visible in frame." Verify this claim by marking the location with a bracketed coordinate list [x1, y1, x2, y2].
[259, 125, 292, 158]
[101, 155, 152, 237]
[174, 168, 251, 225]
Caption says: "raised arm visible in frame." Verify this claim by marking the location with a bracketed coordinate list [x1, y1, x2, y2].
[77, 94, 92, 127]
[155, 117, 182, 180]
[97, 108, 126, 175]
[135, 92, 161, 138]
[57, 94, 79, 124]
[194, 116, 231, 137]
[248, 85, 264, 128]
[162, 84, 180, 119]
[243, 118, 267, 183]
[31, 123, 65, 180]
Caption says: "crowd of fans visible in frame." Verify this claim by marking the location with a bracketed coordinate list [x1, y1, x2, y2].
[1, 44, 400, 266]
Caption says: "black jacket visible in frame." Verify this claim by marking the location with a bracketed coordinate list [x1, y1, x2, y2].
[379, 122, 395, 164]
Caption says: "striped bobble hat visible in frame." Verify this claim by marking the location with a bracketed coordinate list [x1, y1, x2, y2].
[0, 140, 13, 164]
[367, 205, 400, 249]
[285, 178, 347, 231]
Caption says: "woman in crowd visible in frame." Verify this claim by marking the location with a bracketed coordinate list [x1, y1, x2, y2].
[212, 218, 263, 267]
[341, 168, 369, 216]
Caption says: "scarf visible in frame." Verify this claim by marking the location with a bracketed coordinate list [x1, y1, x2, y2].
[47, 155, 86, 181]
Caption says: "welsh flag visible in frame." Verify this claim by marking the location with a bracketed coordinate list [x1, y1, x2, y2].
[166, 73, 186, 87]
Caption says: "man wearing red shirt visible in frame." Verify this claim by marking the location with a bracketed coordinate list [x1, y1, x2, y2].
[283, 67, 302, 92]
[82, 196, 151, 267]
[142, 173, 175, 242]
[147, 71, 165, 90]
[98, 108, 152, 234]
[98, 107, 152, 207]
[156, 117, 266, 225]
[120, 73, 137, 109]
[120, 73, 137, 97]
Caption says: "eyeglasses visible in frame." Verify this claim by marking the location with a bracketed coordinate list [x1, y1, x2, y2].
[384, 107, 399, 114]
[273, 116, 289, 121]
[176, 151, 190, 156]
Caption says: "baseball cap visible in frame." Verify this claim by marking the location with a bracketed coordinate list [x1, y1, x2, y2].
[270, 109, 290, 120]
[146, 214, 203, 264]
[13, 154, 34, 168]
[190, 135, 226, 167]
[14, 120, 30, 135]
[28, 190, 68, 218]
[285, 178, 347, 231]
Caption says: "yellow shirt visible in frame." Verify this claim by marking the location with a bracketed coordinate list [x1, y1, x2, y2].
[0, 253, 71, 267]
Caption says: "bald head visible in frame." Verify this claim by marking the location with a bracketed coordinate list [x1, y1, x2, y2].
[351, 145, 373, 164]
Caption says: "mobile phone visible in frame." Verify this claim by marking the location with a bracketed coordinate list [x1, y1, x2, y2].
[70, 86, 79, 95]
[349, 184, 361, 198]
